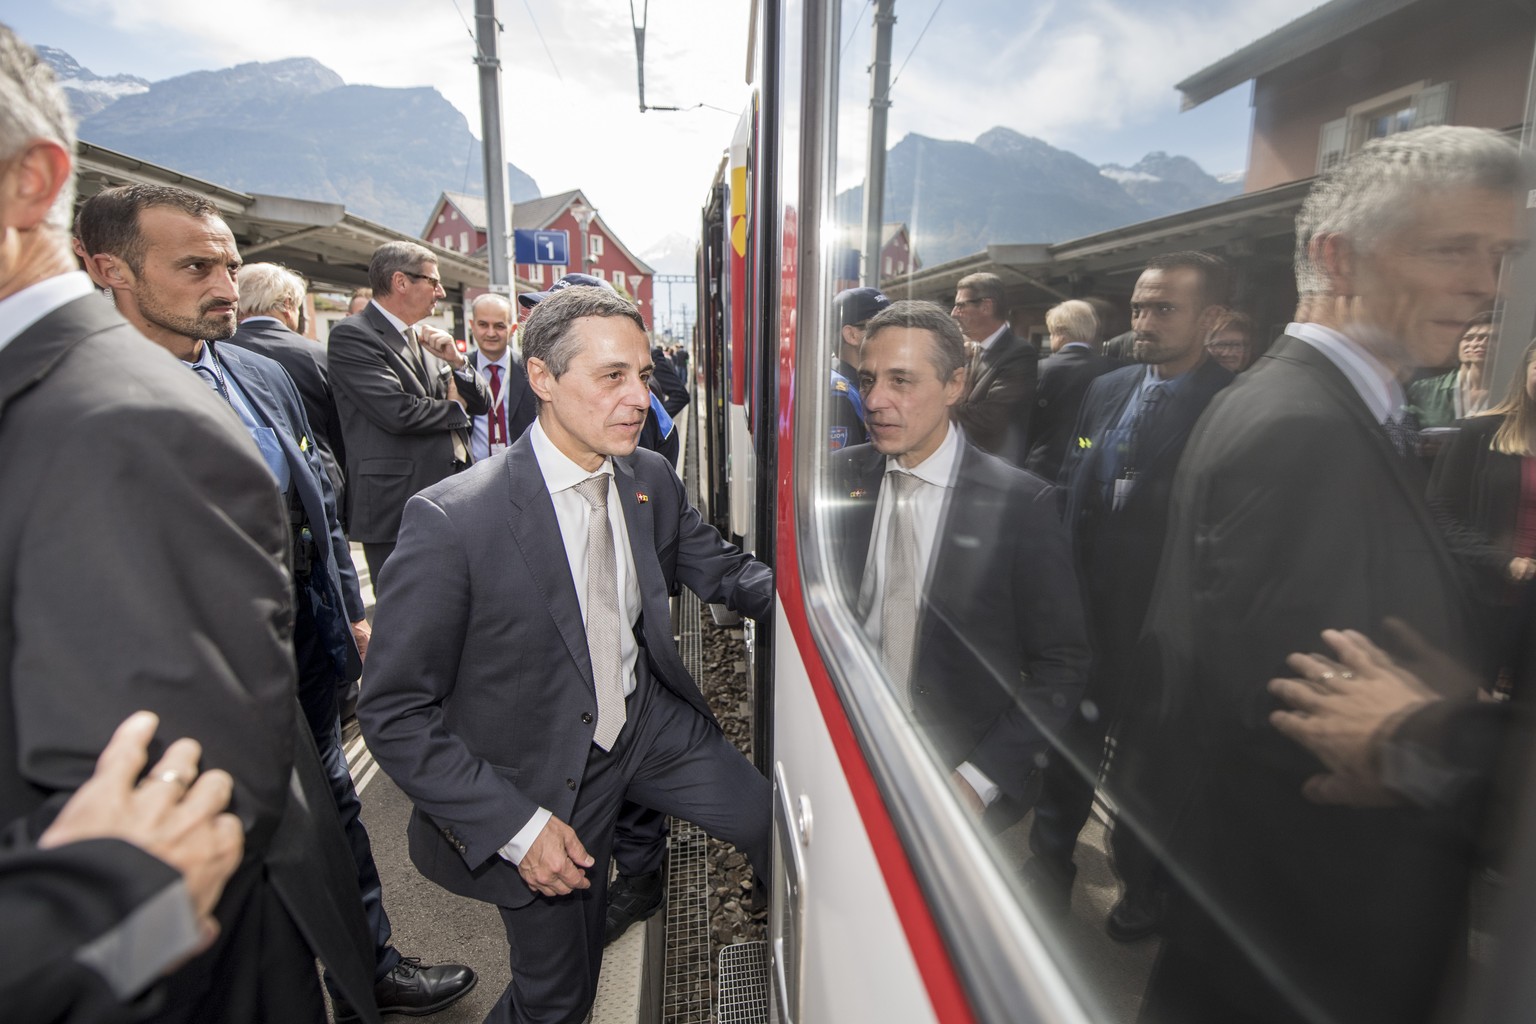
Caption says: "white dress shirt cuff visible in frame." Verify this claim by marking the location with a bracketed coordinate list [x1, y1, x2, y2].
[956, 761, 1001, 808]
[497, 807, 553, 866]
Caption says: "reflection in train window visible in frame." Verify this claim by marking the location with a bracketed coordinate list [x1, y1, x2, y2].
[792, 1, 1536, 1022]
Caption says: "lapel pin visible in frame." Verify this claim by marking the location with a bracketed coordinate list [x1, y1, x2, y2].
[635, 491, 649, 504]
[850, 488, 868, 499]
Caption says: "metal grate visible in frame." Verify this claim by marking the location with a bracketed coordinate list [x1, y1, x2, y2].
[716, 942, 771, 1024]
[662, 819, 712, 1022]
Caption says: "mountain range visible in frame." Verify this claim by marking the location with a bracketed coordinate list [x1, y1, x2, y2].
[44, 49, 1239, 264]
[837, 127, 1241, 266]
[44, 49, 540, 236]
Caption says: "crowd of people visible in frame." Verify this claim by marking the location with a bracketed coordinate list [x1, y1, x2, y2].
[4, 15, 1536, 1024]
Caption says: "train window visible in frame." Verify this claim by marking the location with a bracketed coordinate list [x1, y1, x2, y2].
[785, 1, 1536, 1022]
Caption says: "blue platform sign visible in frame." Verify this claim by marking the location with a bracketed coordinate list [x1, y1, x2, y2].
[514, 229, 570, 266]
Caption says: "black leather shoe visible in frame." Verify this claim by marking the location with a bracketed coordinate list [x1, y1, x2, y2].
[1105, 889, 1162, 943]
[605, 869, 665, 946]
[333, 957, 477, 1021]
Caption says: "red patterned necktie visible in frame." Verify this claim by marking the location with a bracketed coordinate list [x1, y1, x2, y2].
[487, 363, 507, 447]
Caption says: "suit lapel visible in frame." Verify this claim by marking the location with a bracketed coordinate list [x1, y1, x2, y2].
[364, 305, 430, 396]
[503, 437, 594, 686]
[1137, 358, 1229, 472]
[839, 448, 884, 608]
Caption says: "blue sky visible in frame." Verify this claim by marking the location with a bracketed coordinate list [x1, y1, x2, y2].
[7, 0, 1315, 252]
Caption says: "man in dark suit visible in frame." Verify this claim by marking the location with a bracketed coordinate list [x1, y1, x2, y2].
[1023, 298, 1113, 482]
[329, 241, 491, 581]
[1027, 252, 1233, 941]
[2, 42, 378, 1024]
[832, 300, 1088, 821]
[77, 182, 476, 1024]
[952, 271, 1038, 465]
[1134, 127, 1529, 1024]
[358, 286, 774, 1024]
[467, 293, 537, 459]
[232, 262, 350, 519]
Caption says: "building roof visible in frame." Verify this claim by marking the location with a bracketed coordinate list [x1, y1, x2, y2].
[430, 190, 488, 235]
[428, 187, 655, 277]
[1176, 0, 1424, 110]
[76, 141, 496, 296]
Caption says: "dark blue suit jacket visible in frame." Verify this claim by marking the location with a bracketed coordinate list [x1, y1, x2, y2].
[219, 344, 364, 699]
[357, 432, 772, 908]
[830, 438, 1089, 809]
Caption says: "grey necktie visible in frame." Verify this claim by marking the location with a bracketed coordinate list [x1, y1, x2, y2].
[881, 471, 922, 710]
[576, 475, 627, 750]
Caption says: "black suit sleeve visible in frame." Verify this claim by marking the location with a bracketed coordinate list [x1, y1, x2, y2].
[651, 359, 691, 418]
[0, 836, 198, 1024]
[449, 362, 493, 417]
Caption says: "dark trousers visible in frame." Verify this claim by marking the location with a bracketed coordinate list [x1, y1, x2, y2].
[362, 542, 395, 587]
[488, 665, 770, 1024]
[612, 802, 669, 876]
[318, 716, 400, 983]
[1030, 703, 1160, 893]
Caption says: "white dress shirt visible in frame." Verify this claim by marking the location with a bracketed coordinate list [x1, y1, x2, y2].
[974, 322, 1009, 355]
[1288, 321, 1405, 424]
[0, 271, 94, 356]
[470, 349, 515, 461]
[500, 419, 642, 865]
[854, 423, 1002, 806]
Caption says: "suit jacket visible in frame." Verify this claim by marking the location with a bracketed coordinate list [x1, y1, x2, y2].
[956, 326, 1038, 465]
[0, 292, 377, 1022]
[1023, 345, 1113, 482]
[230, 318, 348, 519]
[829, 440, 1088, 806]
[328, 304, 491, 543]
[470, 348, 537, 455]
[356, 432, 772, 909]
[1137, 335, 1481, 1024]
[650, 353, 691, 418]
[1060, 357, 1233, 677]
[219, 344, 366, 729]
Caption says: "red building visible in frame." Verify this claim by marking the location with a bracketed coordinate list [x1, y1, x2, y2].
[422, 189, 656, 325]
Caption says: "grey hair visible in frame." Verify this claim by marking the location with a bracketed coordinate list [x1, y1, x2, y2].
[237, 263, 306, 318]
[369, 241, 437, 295]
[0, 25, 77, 232]
[521, 285, 645, 378]
[1295, 125, 1532, 295]
[863, 299, 968, 381]
[1045, 299, 1099, 346]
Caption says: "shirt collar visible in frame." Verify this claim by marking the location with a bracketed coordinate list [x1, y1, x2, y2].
[531, 418, 613, 494]
[477, 349, 512, 371]
[975, 322, 1008, 353]
[370, 299, 411, 337]
[1058, 342, 1091, 353]
[883, 419, 962, 488]
[240, 315, 282, 327]
[0, 272, 95, 357]
[1288, 321, 1404, 423]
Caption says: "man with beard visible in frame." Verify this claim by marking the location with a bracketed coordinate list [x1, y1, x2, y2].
[1027, 252, 1233, 940]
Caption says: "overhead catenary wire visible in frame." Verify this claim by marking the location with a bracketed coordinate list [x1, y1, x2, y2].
[886, 0, 946, 98]
[842, 0, 873, 57]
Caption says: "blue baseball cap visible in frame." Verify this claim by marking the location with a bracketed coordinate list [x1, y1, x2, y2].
[517, 272, 617, 309]
[834, 286, 891, 328]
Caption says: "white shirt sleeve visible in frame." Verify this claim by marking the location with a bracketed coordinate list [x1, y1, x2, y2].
[955, 761, 1001, 808]
[497, 807, 554, 866]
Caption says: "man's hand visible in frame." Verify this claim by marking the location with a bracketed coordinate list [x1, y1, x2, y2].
[39, 711, 244, 950]
[1268, 628, 1438, 806]
[417, 325, 466, 369]
[517, 815, 595, 897]
[948, 771, 985, 816]
[350, 618, 371, 663]
[1509, 556, 1536, 582]
[445, 374, 465, 410]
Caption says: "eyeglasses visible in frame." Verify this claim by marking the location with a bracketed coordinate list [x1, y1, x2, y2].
[404, 271, 444, 289]
[951, 299, 985, 310]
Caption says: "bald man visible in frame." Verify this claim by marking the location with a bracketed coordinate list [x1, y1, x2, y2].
[468, 294, 537, 460]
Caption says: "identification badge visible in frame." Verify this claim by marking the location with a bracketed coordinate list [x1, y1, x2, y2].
[490, 443, 507, 456]
[1113, 475, 1134, 511]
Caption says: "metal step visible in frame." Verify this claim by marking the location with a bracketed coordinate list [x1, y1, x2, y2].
[716, 941, 771, 1024]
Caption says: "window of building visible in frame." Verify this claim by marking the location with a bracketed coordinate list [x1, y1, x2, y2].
[528, 264, 544, 283]
[590, 235, 606, 259]
[613, 271, 627, 291]
[591, 267, 605, 280]
[1317, 81, 1453, 173]
[461, 231, 469, 251]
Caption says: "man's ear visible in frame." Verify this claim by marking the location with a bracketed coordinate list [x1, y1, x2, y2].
[0, 139, 71, 233]
[86, 251, 134, 289]
[526, 356, 555, 402]
[1311, 233, 1355, 297]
